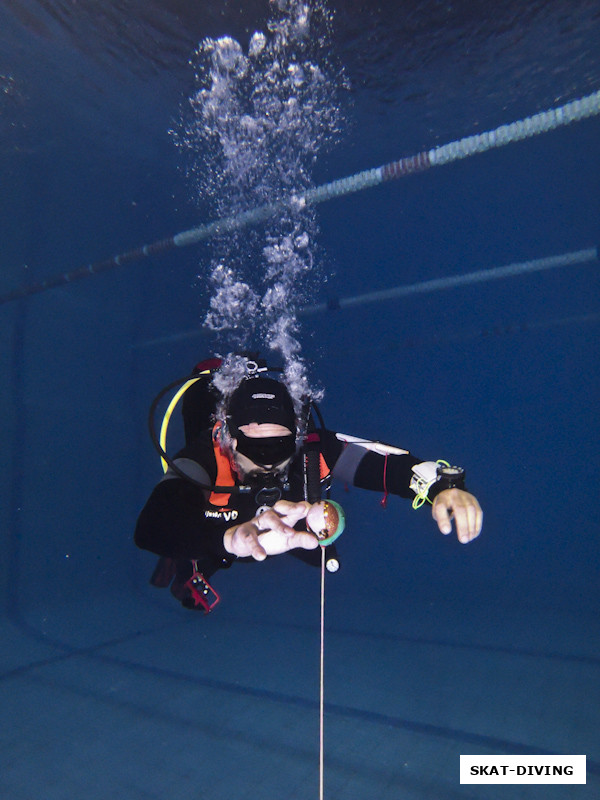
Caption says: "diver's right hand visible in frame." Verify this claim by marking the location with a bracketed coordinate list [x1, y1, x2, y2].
[223, 501, 319, 561]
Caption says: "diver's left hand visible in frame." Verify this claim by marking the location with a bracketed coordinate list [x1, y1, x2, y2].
[432, 488, 482, 544]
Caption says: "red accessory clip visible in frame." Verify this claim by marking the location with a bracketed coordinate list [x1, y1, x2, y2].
[184, 563, 221, 613]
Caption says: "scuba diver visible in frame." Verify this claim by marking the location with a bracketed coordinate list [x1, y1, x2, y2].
[134, 356, 483, 612]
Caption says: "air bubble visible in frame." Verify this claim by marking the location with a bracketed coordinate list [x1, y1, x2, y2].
[176, 0, 344, 404]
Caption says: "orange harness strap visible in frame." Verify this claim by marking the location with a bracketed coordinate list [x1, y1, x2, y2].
[319, 453, 330, 480]
[209, 423, 236, 507]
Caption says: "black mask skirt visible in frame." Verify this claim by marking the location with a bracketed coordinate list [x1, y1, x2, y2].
[234, 431, 296, 468]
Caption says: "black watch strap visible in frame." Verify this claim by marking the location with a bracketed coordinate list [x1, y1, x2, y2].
[435, 465, 466, 491]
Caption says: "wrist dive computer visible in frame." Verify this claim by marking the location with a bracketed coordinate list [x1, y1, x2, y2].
[435, 464, 466, 490]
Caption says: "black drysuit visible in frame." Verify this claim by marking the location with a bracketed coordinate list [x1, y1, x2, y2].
[135, 428, 449, 606]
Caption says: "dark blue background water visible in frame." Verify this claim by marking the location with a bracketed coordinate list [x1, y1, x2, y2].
[1, 1, 598, 798]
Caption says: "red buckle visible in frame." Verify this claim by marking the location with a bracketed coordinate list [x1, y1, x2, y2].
[184, 571, 221, 614]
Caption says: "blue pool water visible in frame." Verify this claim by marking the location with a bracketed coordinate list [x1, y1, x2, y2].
[1, 1, 599, 798]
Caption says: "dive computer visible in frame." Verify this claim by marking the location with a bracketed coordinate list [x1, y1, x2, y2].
[435, 464, 466, 490]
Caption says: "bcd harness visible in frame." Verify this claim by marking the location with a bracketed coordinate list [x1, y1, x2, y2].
[148, 363, 334, 611]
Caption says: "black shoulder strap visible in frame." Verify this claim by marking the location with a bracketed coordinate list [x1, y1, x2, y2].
[303, 408, 323, 504]
[302, 405, 340, 570]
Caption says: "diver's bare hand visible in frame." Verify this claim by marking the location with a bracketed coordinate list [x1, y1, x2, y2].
[224, 502, 318, 561]
[432, 488, 483, 544]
